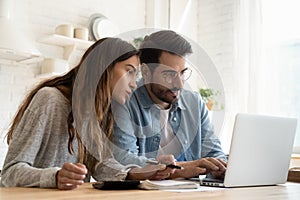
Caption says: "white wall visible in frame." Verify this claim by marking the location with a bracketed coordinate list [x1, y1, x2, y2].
[0, 0, 236, 168]
[0, 0, 146, 169]
[196, 0, 236, 151]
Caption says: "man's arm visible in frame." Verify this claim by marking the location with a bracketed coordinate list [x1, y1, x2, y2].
[166, 91, 227, 179]
[198, 92, 227, 161]
[113, 102, 148, 166]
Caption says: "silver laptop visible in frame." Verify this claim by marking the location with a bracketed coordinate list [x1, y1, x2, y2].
[200, 113, 297, 187]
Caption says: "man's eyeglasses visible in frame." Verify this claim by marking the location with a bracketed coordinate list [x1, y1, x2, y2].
[161, 68, 192, 84]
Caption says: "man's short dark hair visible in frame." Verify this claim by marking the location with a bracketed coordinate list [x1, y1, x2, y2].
[139, 30, 193, 72]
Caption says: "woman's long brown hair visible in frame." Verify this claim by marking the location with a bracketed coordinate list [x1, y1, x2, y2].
[6, 37, 138, 174]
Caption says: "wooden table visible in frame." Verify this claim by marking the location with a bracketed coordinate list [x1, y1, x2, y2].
[1, 182, 300, 200]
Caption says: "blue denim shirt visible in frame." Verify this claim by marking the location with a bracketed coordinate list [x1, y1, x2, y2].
[113, 79, 226, 166]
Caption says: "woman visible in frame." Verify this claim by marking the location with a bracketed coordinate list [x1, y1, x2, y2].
[0, 38, 175, 190]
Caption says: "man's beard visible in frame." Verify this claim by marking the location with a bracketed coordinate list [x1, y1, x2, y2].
[150, 83, 180, 105]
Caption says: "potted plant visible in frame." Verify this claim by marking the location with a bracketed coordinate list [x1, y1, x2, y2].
[199, 88, 219, 110]
[132, 37, 144, 49]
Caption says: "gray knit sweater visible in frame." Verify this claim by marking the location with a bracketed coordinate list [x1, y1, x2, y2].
[0, 87, 132, 188]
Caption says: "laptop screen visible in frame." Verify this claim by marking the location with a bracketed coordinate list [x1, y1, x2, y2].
[202, 113, 297, 188]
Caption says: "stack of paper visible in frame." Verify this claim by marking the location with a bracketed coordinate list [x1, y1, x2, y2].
[138, 180, 199, 190]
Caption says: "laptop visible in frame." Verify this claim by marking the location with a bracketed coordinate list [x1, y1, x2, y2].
[200, 113, 297, 187]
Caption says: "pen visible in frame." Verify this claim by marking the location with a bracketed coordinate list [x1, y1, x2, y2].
[146, 160, 183, 169]
[166, 164, 183, 169]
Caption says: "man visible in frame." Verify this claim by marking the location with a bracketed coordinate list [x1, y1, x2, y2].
[113, 30, 227, 179]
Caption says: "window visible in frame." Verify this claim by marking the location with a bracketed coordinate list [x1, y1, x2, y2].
[261, 0, 300, 152]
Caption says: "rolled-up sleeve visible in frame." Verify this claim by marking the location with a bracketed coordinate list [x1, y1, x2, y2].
[92, 158, 140, 181]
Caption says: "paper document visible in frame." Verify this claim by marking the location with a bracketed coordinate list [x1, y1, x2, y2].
[138, 180, 199, 190]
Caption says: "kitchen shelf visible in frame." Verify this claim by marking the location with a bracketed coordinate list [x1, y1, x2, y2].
[39, 34, 94, 50]
[0, 49, 42, 64]
[39, 34, 94, 60]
